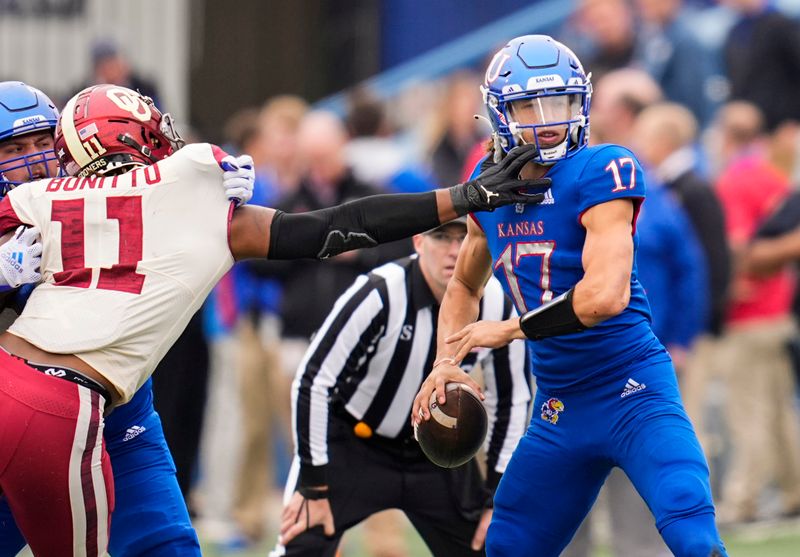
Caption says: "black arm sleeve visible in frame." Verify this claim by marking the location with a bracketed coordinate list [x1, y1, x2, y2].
[268, 191, 440, 260]
[519, 288, 587, 340]
[756, 192, 800, 239]
[680, 181, 731, 336]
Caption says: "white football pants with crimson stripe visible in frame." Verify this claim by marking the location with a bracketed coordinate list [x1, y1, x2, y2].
[0, 350, 114, 556]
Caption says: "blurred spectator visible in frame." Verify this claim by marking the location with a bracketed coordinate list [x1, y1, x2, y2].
[81, 39, 161, 107]
[224, 108, 291, 542]
[635, 103, 730, 341]
[589, 68, 663, 146]
[426, 71, 485, 187]
[194, 102, 308, 548]
[195, 269, 246, 546]
[274, 110, 400, 378]
[636, 174, 708, 365]
[767, 118, 800, 181]
[633, 102, 731, 459]
[563, 0, 637, 79]
[633, 0, 720, 126]
[257, 95, 309, 198]
[345, 89, 435, 193]
[722, 0, 800, 131]
[711, 101, 800, 523]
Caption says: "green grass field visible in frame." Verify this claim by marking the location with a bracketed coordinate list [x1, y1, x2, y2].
[14, 512, 798, 555]
[200, 517, 800, 557]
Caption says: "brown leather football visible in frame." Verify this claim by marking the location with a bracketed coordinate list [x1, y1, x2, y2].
[414, 382, 488, 468]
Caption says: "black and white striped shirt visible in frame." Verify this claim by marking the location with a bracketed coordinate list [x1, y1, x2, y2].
[292, 255, 531, 488]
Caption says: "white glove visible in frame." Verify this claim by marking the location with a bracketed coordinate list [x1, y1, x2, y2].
[221, 154, 255, 207]
[0, 225, 42, 289]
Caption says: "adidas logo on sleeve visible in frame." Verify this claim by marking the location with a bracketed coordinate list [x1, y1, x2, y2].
[123, 425, 147, 442]
[620, 378, 646, 398]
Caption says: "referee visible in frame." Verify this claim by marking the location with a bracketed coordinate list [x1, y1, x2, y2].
[272, 217, 531, 557]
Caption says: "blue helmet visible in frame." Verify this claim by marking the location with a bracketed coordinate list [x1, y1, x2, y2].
[0, 81, 60, 193]
[481, 35, 592, 165]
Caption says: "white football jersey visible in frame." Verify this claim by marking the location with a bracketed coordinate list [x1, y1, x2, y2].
[1, 143, 235, 402]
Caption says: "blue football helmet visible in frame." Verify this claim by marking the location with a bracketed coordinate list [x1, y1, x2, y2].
[481, 35, 592, 165]
[0, 81, 60, 194]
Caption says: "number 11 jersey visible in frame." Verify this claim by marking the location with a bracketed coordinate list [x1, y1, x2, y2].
[0, 143, 234, 403]
[471, 144, 661, 392]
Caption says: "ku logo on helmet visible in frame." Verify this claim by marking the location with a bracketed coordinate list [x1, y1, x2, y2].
[485, 52, 510, 84]
[480, 35, 593, 165]
[106, 88, 152, 122]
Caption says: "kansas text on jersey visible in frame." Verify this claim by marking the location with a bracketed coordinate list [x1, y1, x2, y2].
[471, 144, 662, 392]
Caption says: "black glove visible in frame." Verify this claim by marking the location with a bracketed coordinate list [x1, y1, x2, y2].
[449, 144, 552, 214]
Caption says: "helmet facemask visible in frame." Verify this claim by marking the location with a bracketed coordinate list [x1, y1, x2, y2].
[508, 92, 584, 162]
[481, 35, 593, 165]
[100, 95, 185, 177]
[0, 81, 61, 193]
[0, 138, 61, 194]
[485, 84, 591, 166]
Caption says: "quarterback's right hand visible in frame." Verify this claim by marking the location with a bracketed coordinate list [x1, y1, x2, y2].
[449, 144, 551, 214]
[411, 359, 484, 426]
[0, 225, 42, 289]
[279, 489, 335, 545]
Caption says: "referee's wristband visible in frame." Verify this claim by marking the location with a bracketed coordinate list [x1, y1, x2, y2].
[299, 464, 328, 488]
[298, 486, 329, 500]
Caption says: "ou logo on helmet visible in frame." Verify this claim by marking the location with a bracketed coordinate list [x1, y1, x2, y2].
[106, 88, 152, 122]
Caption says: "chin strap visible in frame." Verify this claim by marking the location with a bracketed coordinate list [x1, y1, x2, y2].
[117, 134, 160, 163]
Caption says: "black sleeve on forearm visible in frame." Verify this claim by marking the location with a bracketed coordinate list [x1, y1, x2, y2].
[757, 192, 800, 238]
[268, 191, 440, 260]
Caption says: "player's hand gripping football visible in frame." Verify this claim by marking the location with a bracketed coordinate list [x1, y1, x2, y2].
[0, 225, 42, 290]
[446, 318, 525, 363]
[220, 154, 255, 206]
[449, 144, 552, 214]
[412, 358, 484, 426]
[279, 488, 335, 545]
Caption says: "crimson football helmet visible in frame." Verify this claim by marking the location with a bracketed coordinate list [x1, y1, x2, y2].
[54, 84, 184, 177]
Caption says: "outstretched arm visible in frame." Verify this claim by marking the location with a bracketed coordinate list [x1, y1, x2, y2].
[229, 144, 551, 261]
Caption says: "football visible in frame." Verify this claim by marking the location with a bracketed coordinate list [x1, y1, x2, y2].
[414, 382, 488, 468]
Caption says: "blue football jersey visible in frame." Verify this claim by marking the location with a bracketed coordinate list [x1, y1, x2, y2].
[471, 144, 663, 391]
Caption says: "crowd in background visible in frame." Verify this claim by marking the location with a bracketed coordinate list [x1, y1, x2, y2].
[79, 0, 800, 554]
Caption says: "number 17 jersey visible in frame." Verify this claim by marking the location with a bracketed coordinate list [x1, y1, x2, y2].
[471, 144, 662, 392]
[0, 143, 235, 403]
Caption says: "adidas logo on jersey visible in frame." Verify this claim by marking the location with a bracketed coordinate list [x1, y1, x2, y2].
[620, 378, 646, 398]
[123, 425, 147, 442]
[515, 188, 555, 213]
